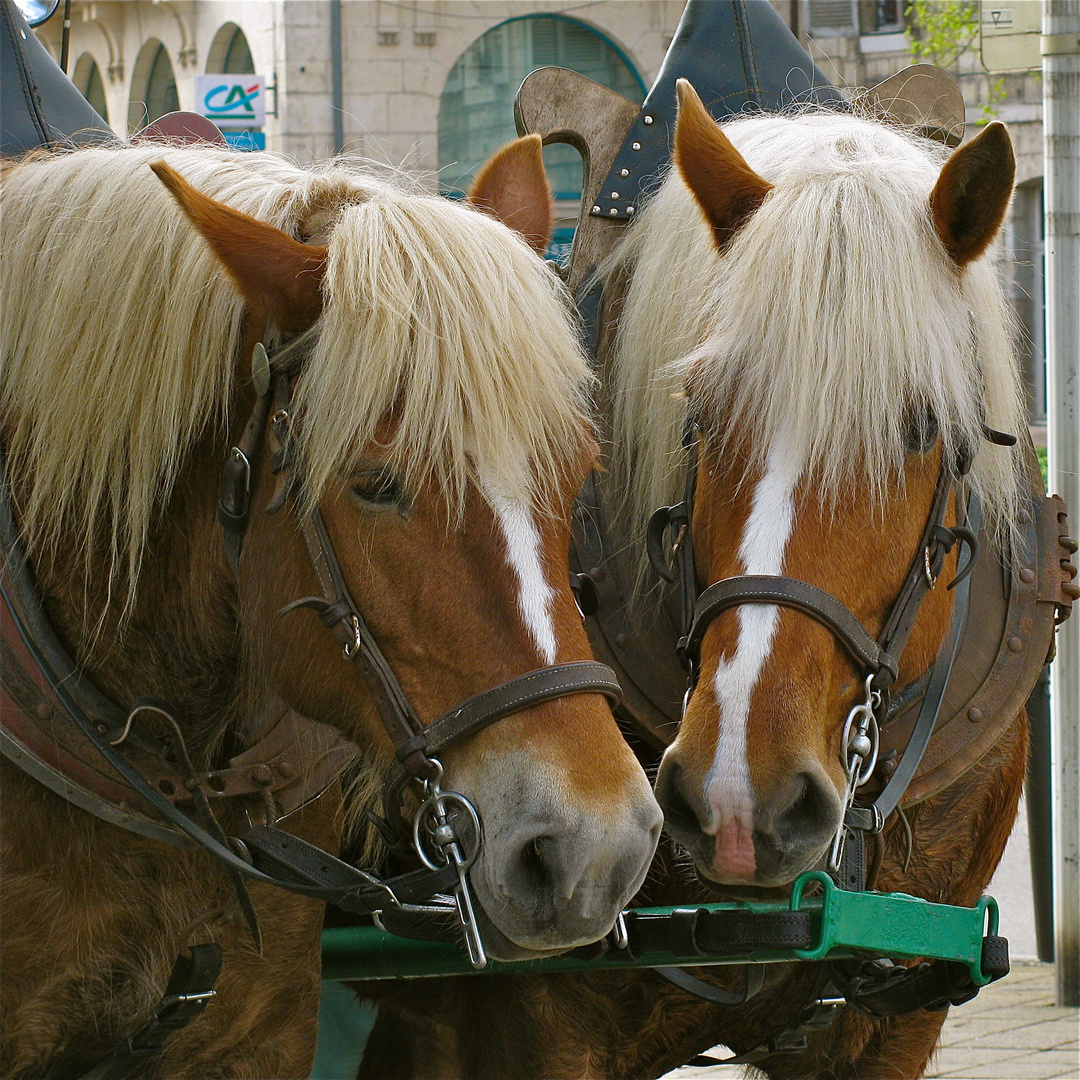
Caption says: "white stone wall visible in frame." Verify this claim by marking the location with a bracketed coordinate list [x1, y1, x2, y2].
[34, 1, 283, 140]
[34, 1, 685, 167]
[278, 1, 686, 169]
[33, 1, 1042, 181]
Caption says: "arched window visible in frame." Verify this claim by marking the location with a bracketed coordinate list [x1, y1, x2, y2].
[73, 53, 108, 123]
[129, 40, 178, 132]
[439, 16, 644, 199]
[207, 23, 254, 74]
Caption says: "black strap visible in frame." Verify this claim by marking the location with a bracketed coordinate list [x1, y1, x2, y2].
[835, 932, 1009, 1018]
[601, 907, 814, 960]
[680, 966, 844, 1067]
[876, 463, 955, 662]
[238, 824, 460, 912]
[218, 373, 271, 576]
[831, 827, 868, 891]
[292, 507, 432, 776]
[655, 963, 765, 1006]
[77, 944, 222, 1080]
[422, 662, 621, 755]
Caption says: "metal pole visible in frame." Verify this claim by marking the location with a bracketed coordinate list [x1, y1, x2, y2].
[1026, 667, 1054, 962]
[58, 0, 70, 73]
[330, 0, 344, 155]
[1042, 0, 1079, 1009]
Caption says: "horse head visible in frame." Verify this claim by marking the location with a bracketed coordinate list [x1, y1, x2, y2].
[636, 83, 1022, 889]
[147, 138, 662, 955]
[1, 137, 660, 965]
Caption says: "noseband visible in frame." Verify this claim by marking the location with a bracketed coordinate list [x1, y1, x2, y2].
[218, 341, 622, 965]
[648, 417, 990, 887]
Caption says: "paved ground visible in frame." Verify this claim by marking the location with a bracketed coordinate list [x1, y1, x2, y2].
[926, 961, 1078, 1080]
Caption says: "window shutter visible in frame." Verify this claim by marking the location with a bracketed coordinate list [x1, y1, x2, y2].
[808, 0, 858, 35]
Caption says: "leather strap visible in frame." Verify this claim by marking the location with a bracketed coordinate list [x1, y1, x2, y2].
[420, 662, 621, 756]
[570, 472, 686, 745]
[238, 825, 460, 912]
[833, 935, 1009, 1019]
[654, 964, 765, 1006]
[686, 576, 899, 688]
[77, 944, 222, 1080]
[218, 377, 272, 576]
[293, 509, 429, 777]
[864, 498, 977, 826]
[379, 661, 622, 847]
[614, 908, 814, 959]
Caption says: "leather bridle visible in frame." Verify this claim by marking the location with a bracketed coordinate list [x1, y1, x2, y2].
[647, 415, 990, 887]
[213, 338, 625, 965]
[2, 334, 624, 971]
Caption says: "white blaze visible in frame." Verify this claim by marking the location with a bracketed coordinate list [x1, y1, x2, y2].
[704, 443, 802, 829]
[482, 475, 558, 665]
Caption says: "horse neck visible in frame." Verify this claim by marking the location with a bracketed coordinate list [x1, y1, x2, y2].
[29, 426, 244, 764]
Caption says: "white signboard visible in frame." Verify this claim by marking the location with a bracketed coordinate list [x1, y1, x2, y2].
[194, 74, 266, 129]
[981, 2, 1042, 72]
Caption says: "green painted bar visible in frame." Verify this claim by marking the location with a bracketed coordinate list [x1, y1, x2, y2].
[322, 872, 997, 984]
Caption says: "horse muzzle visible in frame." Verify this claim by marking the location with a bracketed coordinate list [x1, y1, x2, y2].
[655, 753, 842, 888]
[462, 770, 662, 956]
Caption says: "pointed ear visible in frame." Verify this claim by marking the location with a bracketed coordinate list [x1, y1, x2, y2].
[929, 122, 1014, 267]
[467, 134, 553, 255]
[150, 160, 327, 332]
[673, 79, 773, 251]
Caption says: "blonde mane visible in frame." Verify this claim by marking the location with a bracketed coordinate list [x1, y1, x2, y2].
[1, 144, 591, 599]
[606, 112, 1025, 579]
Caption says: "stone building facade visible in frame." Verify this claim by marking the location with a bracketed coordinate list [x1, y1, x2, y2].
[32, 0, 1049, 418]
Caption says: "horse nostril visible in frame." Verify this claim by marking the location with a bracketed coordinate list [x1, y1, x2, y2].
[505, 832, 576, 915]
[772, 771, 839, 849]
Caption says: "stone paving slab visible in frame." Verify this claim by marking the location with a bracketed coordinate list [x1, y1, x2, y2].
[662, 961, 1079, 1080]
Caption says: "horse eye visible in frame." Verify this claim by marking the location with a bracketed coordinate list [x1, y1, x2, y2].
[350, 469, 404, 509]
[905, 407, 939, 456]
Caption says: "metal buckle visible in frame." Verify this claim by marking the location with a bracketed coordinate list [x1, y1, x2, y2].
[411, 759, 487, 968]
[342, 615, 362, 659]
[828, 675, 882, 873]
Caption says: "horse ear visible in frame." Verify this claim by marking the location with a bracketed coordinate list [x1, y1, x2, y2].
[149, 160, 327, 332]
[467, 134, 553, 255]
[929, 122, 1014, 267]
[673, 79, 773, 251]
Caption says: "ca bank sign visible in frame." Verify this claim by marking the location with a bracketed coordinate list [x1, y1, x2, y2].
[195, 74, 266, 129]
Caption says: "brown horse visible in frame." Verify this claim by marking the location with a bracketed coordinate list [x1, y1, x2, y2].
[0, 135, 661, 1078]
[354, 85, 1060, 1079]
